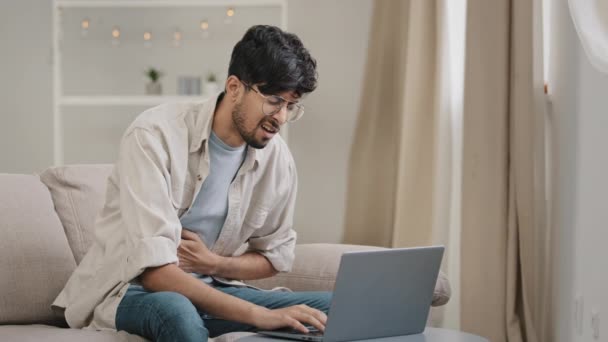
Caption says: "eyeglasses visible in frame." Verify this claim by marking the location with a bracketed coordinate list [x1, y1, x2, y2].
[241, 81, 305, 122]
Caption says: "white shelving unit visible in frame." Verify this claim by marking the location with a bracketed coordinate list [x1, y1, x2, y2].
[60, 95, 209, 106]
[52, 0, 288, 165]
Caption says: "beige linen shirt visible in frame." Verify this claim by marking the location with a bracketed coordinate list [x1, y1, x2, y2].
[52, 93, 298, 330]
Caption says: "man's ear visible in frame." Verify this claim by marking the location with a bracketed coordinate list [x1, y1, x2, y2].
[225, 75, 241, 101]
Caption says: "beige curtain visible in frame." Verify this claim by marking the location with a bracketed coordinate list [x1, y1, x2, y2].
[461, 0, 552, 341]
[343, 0, 459, 328]
[343, 0, 552, 341]
[343, 0, 445, 248]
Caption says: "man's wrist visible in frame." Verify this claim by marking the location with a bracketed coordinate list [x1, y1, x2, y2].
[211, 254, 230, 276]
[245, 304, 267, 327]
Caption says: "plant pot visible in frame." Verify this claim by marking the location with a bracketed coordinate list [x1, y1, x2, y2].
[146, 81, 162, 95]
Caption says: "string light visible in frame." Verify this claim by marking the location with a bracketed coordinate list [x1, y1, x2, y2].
[172, 28, 182, 47]
[111, 26, 120, 38]
[80, 18, 90, 37]
[111, 26, 120, 46]
[143, 31, 152, 48]
[200, 19, 210, 39]
[225, 7, 235, 24]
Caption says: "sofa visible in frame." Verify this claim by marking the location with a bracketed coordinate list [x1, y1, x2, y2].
[0, 164, 451, 341]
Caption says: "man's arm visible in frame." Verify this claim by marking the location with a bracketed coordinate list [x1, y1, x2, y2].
[178, 229, 278, 280]
[140, 263, 325, 333]
[215, 251, 279, 280]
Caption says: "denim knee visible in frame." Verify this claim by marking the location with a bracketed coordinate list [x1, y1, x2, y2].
[312, 292, 333, 313]
[152, 292, 208, 341]
[117, 290, 208, 342]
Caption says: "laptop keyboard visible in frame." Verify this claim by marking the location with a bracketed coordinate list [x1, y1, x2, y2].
[280, 326, 323, 336]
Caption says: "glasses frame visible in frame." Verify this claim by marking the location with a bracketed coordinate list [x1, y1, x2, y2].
[240, 80, 305, 122]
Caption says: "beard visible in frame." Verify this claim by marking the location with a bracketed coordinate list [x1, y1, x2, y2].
[232, 102, 279, 149]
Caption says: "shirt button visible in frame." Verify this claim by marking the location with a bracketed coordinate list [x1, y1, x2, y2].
[197, 175, 202, 181]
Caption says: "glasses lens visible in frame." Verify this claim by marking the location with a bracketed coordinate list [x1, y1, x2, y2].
[288, 105, 304, 122]
[261, 95, 305, 122]
[262, 99, 280, 116]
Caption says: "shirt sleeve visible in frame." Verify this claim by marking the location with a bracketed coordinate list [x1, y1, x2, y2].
[118, 127, 181, 281]
[247, 162, 298, 273]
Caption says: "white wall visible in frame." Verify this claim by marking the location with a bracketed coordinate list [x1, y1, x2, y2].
[0, 0, 373, 244]
[0, 0, 54, 173]
[549, 0, 608, 340]
[287, 0, 373, 243]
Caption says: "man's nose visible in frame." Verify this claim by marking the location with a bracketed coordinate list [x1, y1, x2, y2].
[271, 104, 288, 126]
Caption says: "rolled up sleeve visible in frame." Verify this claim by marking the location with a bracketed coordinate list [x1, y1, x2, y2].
[118, 128, 181, 280]
[247, 163, 298, 273]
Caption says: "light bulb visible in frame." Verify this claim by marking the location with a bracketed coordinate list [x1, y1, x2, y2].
[225, 7, 235, 24]
[80, 18, 90, 38]
[111, 26, 120, 46]
[173, 29, 182, 47]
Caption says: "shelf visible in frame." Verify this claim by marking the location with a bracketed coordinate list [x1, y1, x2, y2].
[59, 95, 211, 106]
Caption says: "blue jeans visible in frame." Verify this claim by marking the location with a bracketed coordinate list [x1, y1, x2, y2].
[115, 282, 332, 342]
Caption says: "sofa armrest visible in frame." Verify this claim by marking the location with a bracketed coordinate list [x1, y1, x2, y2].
[245, 243, 451, 307]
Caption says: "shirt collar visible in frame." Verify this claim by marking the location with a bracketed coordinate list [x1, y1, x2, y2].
[189, 92, 262, 170]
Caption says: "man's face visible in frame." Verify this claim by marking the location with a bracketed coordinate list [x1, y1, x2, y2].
[231, 86, 299, 149]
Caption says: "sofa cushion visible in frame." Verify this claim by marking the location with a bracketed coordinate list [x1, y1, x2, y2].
[0, 325, 256, 342]
[0, 325, 146, 342]
[0, 174, 77, 324]
[39, 164, 114, 264]
[246, 244, 451, 306]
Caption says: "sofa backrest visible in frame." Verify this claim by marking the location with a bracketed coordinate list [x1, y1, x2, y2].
[39, 164, 114, 264]
[0, 174, 77, 325]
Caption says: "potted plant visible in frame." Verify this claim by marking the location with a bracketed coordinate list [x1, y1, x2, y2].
[144, 67, 163, 95]
[203, 72, 219, 95]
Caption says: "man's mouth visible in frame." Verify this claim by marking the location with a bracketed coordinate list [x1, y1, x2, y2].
[261, 121, 279, 134]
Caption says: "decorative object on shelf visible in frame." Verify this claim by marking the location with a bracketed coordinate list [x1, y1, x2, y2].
[144, 67, 163, 95]
[177, 76, 202, 95]
[204, 73, 220, 95]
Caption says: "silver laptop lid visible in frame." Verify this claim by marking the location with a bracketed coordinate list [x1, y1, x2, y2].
[323, 246, 445, 342]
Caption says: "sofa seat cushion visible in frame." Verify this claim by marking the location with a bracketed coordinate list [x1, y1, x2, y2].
[0, 325, 256, 342]
[0, 325, 146, 342]
[39, 164, 114, 264]
[0, 174, 77, 325]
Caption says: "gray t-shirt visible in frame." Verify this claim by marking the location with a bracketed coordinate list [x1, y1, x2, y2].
[179, 130, 247, 282]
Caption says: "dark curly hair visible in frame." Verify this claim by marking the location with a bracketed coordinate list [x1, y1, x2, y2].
[228, 25, 318, 97]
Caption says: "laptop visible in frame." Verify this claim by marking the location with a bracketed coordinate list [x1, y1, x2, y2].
[257, 246, 445, 342]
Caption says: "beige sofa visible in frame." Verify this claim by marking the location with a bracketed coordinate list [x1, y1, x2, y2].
[0, 164, 451, 342]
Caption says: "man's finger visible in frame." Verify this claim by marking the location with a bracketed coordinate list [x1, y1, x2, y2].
[295, 305, 327, 325]
[306, 308, 328, 325]
[181, 229, 200, 241]
[179, 239, 193, 250]
[296, 312, 325, 333]
[286, 317, 309, 334]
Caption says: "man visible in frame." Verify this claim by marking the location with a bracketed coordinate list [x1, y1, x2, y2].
[52, 25, 331, 342]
